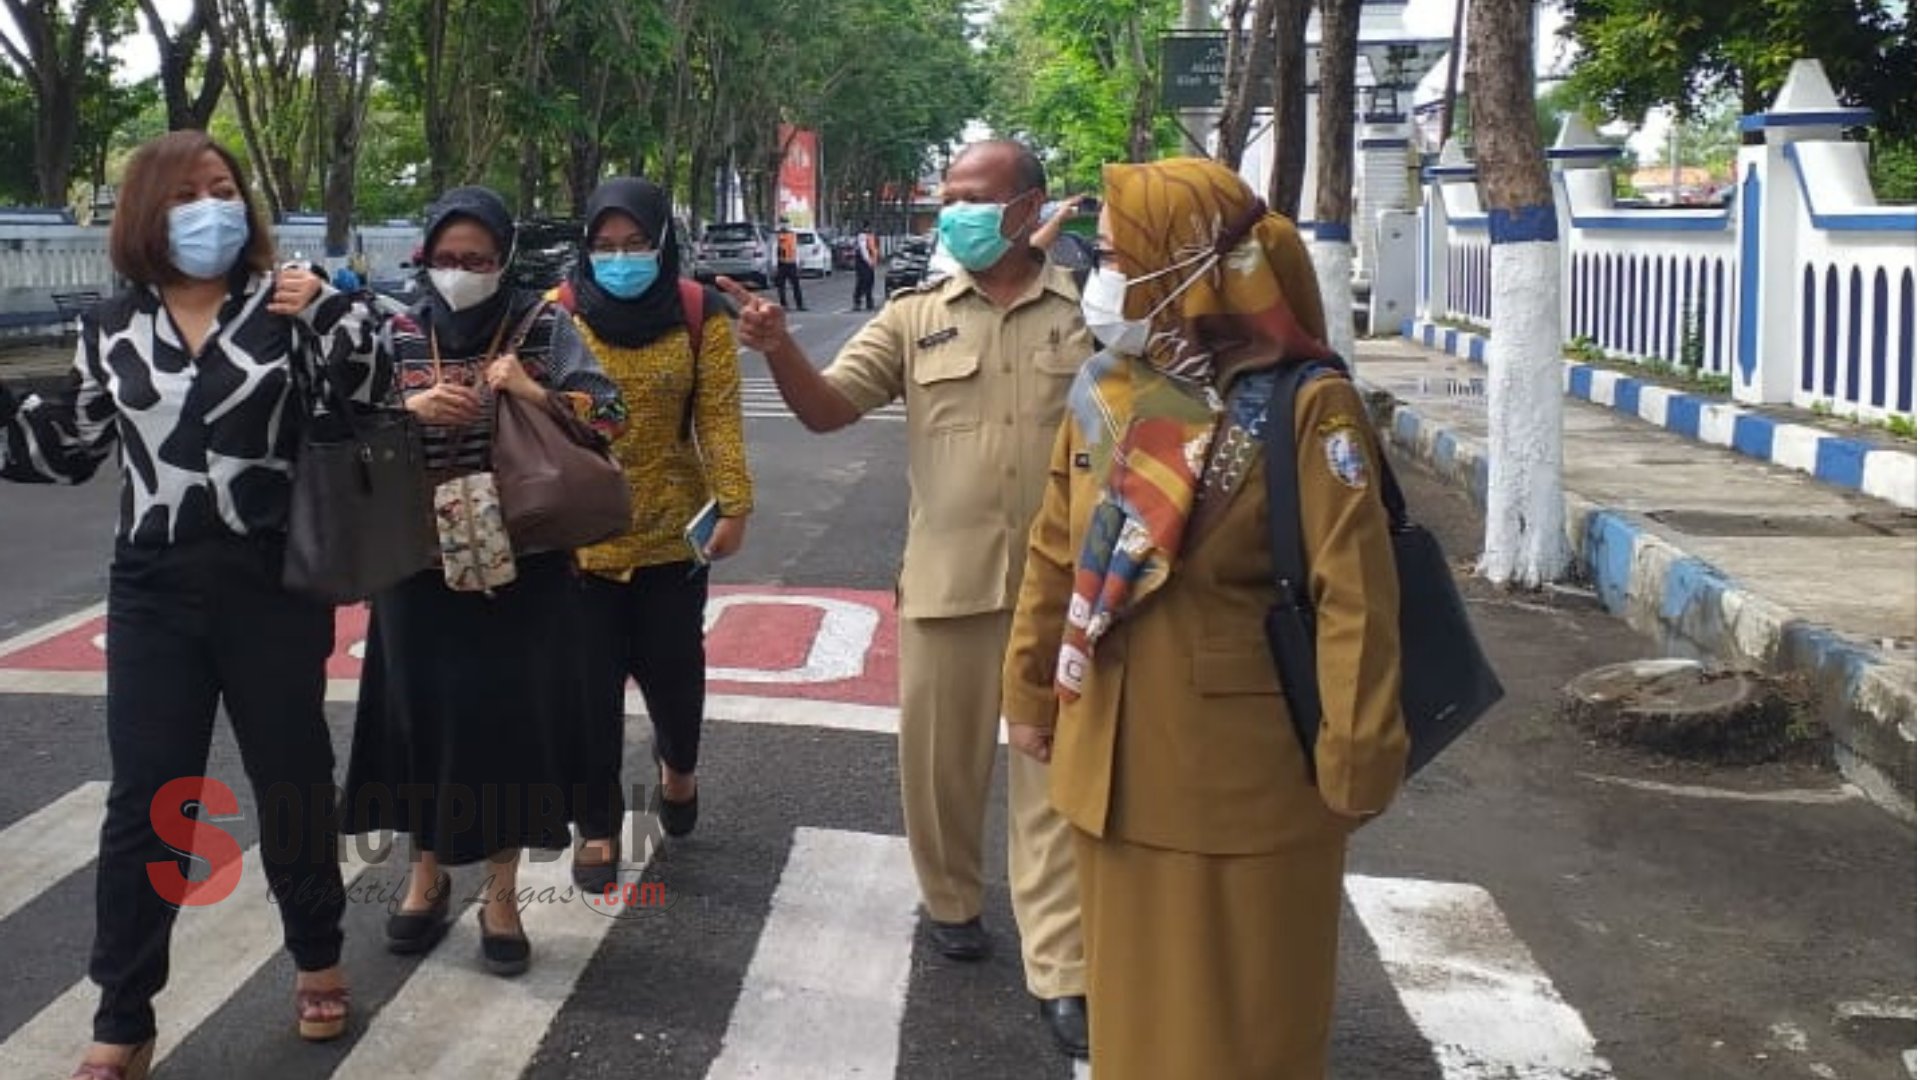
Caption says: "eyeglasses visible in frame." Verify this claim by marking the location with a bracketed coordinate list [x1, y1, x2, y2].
[1091, 245, 1120, 267]
[589, 240, 656, 256]
[428, 252, 501, 272]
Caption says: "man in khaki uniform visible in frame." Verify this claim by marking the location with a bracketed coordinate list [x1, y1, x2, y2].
[716, 140, 1091, 1059]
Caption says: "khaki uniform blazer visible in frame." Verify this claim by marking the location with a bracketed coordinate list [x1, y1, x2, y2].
[1002, 374, 1409, 855]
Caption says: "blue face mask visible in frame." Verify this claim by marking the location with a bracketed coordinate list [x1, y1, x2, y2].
[937, 201, 1016, 272]
[591, 251, 660, 299]
[168, 197, 250, 280]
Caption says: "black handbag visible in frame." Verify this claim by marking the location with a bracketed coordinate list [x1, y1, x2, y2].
[1262, 358, 1505, 779]
[282, 329, 437, 604]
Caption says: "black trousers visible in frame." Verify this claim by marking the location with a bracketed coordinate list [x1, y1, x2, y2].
[854, 262, 876, 309]
[575, 563, 709, 840]
[775, 262, 805, 309]
[93, 534, 343, 1045]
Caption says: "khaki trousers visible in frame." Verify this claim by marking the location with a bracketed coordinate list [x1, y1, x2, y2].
[898, 611, 1084, 998]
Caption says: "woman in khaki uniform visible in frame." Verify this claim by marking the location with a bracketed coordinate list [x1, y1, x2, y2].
[1001, 158, 1408, 1078]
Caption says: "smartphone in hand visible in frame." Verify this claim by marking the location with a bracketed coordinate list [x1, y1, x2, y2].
[684, 498, 720, 564]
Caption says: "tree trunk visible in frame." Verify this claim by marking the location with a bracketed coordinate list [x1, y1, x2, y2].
[1214, 0, 1276, 169]
[140, 0, 224, 130]
[1466, 0, 1567, 587]
[1311, 0, 1361, 360]
[423, 0, 453, 194]
[4, 0, 105, 206]
[1266, 0, 1313, 218]
[1126, 14, 1158, 162]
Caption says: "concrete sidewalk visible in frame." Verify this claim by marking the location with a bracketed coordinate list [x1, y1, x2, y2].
[1355, 335, 1916, 817]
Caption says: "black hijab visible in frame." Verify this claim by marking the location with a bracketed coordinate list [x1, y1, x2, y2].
[570, 178, 685, 349]
[418, 185, 523, 357]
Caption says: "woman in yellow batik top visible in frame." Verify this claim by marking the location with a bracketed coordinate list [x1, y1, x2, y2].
[556, 178, 752, 890]
[1002, 158, 1408, 1079]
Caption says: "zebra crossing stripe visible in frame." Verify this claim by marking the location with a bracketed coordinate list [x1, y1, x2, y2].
[704, 827, 919, 1079]
[1344, 875, 1615, 1079]
[329, 812, 652, 1078]
[0, 780, 107, 923]
[0, 832, 386, 1077]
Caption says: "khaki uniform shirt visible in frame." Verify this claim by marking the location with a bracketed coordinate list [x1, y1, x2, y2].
[823, 260, 1094, 620]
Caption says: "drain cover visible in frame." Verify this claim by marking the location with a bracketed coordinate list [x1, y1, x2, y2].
[1645, 509, 1917, 538]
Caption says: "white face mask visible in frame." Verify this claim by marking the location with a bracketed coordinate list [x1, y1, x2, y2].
[1080, 267, 1148, 355]
[428, 267, 504, 312]
[1080, 252, 1216, 356]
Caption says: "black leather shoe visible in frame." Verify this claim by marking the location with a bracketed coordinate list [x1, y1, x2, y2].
[1038, 995, 1089, 1059]
[571, 839, 620, 894]
[651, 743, 699, 838]
[927, 916, 990, 961]
[476, 905, 531, 977]
[385, 870, 453, 955]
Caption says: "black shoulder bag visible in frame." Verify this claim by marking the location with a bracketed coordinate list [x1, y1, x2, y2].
[1262, 359, 1505, 779]
[282, 325, 438, 604]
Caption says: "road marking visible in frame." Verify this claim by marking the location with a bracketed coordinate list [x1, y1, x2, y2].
[0, 780, 107, 922]
[705, 828, 920, 1080]
[1579, 773, 1862, 806]
[704, 594, 880, 684]
[0, 834, 386, 1077]
[1345, 875, 1614, 1080]
[0, 601, 105, 657]
[332, 812, 652, 1078]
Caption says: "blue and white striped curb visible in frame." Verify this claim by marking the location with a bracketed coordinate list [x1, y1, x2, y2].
[1402, 318, 1918, 510]
[1360, 381, 1916, 816]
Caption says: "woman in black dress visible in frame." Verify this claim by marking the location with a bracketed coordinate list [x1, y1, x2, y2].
[345, 186, 626, 976]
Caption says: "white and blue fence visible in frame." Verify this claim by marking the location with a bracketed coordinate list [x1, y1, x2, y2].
[1415, 59, 1916, 422]
[0, 212, 423, 337]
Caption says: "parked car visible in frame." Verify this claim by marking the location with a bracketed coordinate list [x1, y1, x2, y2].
[507, 217, 581, 292]
[831, 234, 860, 270]
[884, 236, 933, 293]
[795, 229, 832, 277]
[693, 222, 775, 287]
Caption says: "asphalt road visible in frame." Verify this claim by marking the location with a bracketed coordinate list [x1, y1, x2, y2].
[0, 274, 1911, 1079]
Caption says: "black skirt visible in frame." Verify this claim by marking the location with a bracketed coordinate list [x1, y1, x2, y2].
[344, 553, 581, 865]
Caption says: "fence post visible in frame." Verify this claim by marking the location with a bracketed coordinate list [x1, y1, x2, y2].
[1733, 60, 1873, 405]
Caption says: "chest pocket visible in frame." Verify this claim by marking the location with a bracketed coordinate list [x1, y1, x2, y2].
[1027, 345, 1083, 422]
[909, 341, 983, 434]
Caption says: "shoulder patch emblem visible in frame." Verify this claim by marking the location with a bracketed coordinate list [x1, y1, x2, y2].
[1322, 426, 1369, 489]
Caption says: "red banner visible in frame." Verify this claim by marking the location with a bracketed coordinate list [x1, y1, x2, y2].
[777, 124, 818, 228]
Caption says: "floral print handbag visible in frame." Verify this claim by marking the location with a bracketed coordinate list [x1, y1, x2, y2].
[428, 320, 518, 594]
[433, 470, 517, 594]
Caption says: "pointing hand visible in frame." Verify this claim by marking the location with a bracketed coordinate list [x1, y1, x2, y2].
[715, 276, 789, 354]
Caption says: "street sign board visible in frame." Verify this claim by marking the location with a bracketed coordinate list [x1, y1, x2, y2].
[1162, 31, 1327, 109]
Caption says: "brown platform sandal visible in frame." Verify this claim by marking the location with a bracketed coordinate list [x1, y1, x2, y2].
[296, 984, 351, 1041]
[69, 1039, 154, 1080]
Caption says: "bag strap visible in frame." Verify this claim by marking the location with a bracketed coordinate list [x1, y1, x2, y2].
[1264, 359, 1413, 612]
[678, 278, 703, 443]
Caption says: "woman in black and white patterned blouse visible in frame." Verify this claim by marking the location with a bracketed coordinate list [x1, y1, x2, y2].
[0, 131, 384, 1080]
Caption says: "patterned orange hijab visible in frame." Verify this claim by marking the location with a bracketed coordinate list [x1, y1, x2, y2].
[1103, 157, 1330, 383]
[1054, 159, 1331, 701]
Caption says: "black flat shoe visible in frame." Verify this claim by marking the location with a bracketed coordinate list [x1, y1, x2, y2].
[572, 840, 620, 894]
[476, 905, 530, 977]
[651, 743, 699, 838]
[385, 870, 453, 955]
[1038, 995, 1089, 1059]
[927, 915, 990, 961]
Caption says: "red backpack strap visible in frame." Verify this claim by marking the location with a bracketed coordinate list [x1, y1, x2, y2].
[677, 278, 704, 442]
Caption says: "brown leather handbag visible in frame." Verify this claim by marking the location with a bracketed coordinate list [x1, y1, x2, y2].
[490, 308, 631, 552]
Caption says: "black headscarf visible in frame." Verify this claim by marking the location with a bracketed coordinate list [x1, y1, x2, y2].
[569, 178, 685, 349]
[418, 185, 523, 356]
